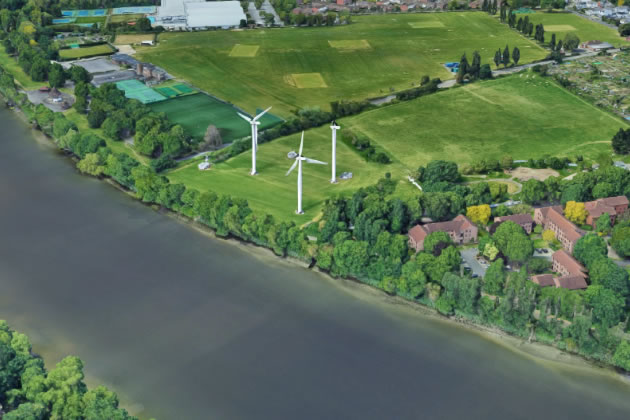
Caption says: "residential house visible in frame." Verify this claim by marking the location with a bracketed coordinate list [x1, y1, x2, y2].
[493, 213, 534, 234]
[552, 250, 588, 279]
[408, 215, 478, 252]
[534, 206, 584, 254]
[531, 274, 555, 287]
[584, 196, 629, 227]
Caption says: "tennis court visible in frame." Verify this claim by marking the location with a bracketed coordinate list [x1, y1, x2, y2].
[116, 79, 166, 104]
[52, 18, 76, 24]
[112, 6, 157, 14]
[61, 8, 107, 17]
[154, 86, 179, 98]
[149, 93, 282, 142]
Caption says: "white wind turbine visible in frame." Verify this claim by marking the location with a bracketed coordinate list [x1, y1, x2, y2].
[238, 107, 272, 175]
[330, 121, 340, 183]
[286, 132, 327, 214]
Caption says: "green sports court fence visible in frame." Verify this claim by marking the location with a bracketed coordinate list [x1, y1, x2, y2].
[115, 79, 166, 104]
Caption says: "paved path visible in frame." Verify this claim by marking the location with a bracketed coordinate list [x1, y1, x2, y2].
[261, 0, 283, 26]
[248, 2, 263, 25]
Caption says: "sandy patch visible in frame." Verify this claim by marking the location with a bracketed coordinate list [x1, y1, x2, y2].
[328, 40, 371, 50]
[229, 44, 260, 57]
[116, 45, 136, 55]
[544, 25, 576, 32]
[291, 73, 328, 88]
[408, 21, 445, 28]
[509, 167, 559, 181]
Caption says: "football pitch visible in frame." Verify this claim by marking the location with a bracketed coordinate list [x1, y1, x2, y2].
[167, 74, 627, 222]
[526, 12, 630, 46]
[149, 93, 283, 142]
[138, 13, 548, 116]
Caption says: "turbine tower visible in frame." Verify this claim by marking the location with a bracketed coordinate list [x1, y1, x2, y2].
[286, 132, 327, 214]
[330, 121, 340, 183]
[238, 107, 272, 175]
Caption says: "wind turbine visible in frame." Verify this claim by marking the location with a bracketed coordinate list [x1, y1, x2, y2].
[286, 132, 327, 215]
[330, 121, 340, 183]
[238, 107, 272, 175]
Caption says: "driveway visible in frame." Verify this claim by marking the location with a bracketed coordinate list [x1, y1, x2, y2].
[460, 248, 487, 278]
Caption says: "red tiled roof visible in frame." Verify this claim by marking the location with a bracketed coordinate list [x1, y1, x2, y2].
[408, 215, 475, 243]
[548, 208, 584, 243]
[601, 196, 629, 207]
[531, 274, 555, 287]
[554, 275, 588, 290]
[495, 213, 533, 225]
[552, 250, 588, 278]
[585, 200, 616, 218]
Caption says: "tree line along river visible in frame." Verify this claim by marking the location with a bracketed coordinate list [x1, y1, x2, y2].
[1, 107, 630, 419]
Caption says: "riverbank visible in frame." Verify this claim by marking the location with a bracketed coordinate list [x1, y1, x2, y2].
[3, 91, 628, 382]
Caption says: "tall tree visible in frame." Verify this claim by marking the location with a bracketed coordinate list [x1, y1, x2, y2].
[550, 33, 556, 50]
[512, 46, 520, 66]
[494, 49, 502, 68]
[456, 53, 469, 84]
[470, 51, 481, 79]
[502, 44, 510, 67]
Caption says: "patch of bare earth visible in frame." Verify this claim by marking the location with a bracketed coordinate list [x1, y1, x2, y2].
[509, 167, 559, 181]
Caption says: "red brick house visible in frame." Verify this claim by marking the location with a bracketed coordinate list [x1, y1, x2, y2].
[584, 196, 629, 227]
[534, 206, 584, 254]
[408, 215, 478, 252]
[552, 250, 588, 279]
[494, 213, 534, 234]
[531, 274, 555, 287]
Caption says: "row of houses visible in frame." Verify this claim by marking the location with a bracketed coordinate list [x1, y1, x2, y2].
[407, 195, 628, 291]
[292, 0, 447, 14]
[578, 0, 630, 22]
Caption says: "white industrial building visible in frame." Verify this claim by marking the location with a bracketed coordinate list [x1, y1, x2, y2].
[157, 0, 245, 29]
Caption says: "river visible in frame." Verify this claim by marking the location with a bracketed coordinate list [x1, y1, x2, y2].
[1, 107, 630, 419]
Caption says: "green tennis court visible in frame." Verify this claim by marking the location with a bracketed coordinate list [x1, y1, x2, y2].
[154, 86, 179, 98]
[115, 80, 166, 104]
[173, 84, 195, 94]
[149, 93, 282, 142]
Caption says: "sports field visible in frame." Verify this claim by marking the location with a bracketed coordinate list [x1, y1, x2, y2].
[527, 12, 630, 46]
[114, 34, 155, 45]
[116, 79, 166, 104]
[138, 13, 548, 116]
[167, 73, 627, 221]
[149, 93, 282, 142]
[59, 44, 115, 59]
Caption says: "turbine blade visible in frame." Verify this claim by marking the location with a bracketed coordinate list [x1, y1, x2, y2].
[304, 157, 327, 165]
[299, 132, 304, 156]
[238, 113, 252, 122]
[253, 106, 272, 121]
[285, 159, 298, 176]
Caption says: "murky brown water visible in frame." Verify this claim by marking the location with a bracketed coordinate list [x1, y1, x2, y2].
[1, 108, 630, 419]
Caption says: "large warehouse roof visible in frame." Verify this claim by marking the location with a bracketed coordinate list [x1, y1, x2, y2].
[185, 1, 245, 28]
[157, 0, 245, 28]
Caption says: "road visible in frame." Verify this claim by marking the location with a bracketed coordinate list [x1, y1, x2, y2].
[460, 248, 487, 278]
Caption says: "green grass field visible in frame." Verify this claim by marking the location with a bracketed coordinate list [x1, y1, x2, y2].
[138, 13, 547, 116]
[59, 44, 115, 59]
[339, 73, 626, 168]
[527, 12, 630, 46]
[167, 73, 627, 222]
[149, 93, 282, 142]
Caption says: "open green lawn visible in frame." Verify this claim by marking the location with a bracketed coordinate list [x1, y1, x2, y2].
[340, 73, 626, 168]
[149, 93, 283, 141]
[527, 12, 630, 46]
[137, 12, 547, 116]
[59, 44, 115, 59]
[168, 73, 627, 222]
